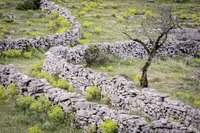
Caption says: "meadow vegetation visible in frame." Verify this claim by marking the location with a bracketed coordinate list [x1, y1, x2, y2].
[51, 0, 200, 43]
[0, 0, 71, 39]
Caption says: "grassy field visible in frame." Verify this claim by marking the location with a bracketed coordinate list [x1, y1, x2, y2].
[0, 0, 71, 39]
[51, 0, 200, 44]
[0, 97, 81, 133]
[90, 56, 200, 108]
[0, 48, 45, 75]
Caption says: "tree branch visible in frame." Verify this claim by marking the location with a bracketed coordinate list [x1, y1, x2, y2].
[123, 32, 150, 54]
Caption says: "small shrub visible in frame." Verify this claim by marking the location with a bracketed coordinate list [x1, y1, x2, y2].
[0, 86, 7, 100]
[80, 11, 87, 16]
[7, 83, 19, 97]
[83, 21, 94, 28]
[89, 2, 97, 8]
[30, 62, 43, 76]
[82, 1, 88, 7]
[191, 14, 197, 20]
[100, 119, 118, 133]
[24, 51, 32, 58]
[194, 100, 200, 108]
[4, 17, 14, 23]
[133, 74, 141, 84]
[78, 39, 91, 45]
[117, 17, 124, 23]
[28, 125, 42, 133]
[85, 86, 101, 101]
[0, 24, 8, 39]
[82, 32, 91, 39]
[103, 4, 108, 9]
[48, 105, 64, 122]
[56, 79, 69, 90]
[16, 0, 38, 11]
[94, 27, 101, 34]
[121, 12, 129, 18]
[180, 14, 187, 19]
[17, 96, 36, 110]
[85, 45, 100, 66]
[129, 8, 137, 15]
[112, 4, 118, 9]
[145, 10, 153, 16]
[111, 11, 117, 17]
[3, 50, 21, 57]
[30, 96, 51, 112]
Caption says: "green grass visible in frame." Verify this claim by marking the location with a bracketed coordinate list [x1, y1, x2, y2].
[0, 0, 71, 39]
[51, 0, 200, 43]
[90, 56, 200, 108]
[0, 97, 81, 133]
[0, 48, 45, 75]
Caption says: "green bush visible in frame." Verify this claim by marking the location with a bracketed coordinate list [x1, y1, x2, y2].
[0, 86, 7, 100]
[3, 50, 21, 57]
[78, 39, 91, 45]
[16, 0, 39, 11]
[100, 119, 118, 133]
[85, 86, 101, 101]
[85, 45, 100, 66]
[48, 105, 64, 122]
[83, 21, 94, 28]
[24, 51, 32, 58]
[94, 27, 101, 34]
[82, 32, 91, 39]
[89, 2, 97, 8]
[117, 17, 124, 23]
[129, 8, 137, 15]
[7, 83, 19, 97]
[80, 11, 87, 16]
[112, 4, 118, 9]
[17, 96, 36, 110]
[30, 96, 51, 112]
[30, 63, 43, 76]
[82, 1, 88, 7]
[28, 125, 42, 133]
[111, 11, 117, 17]
[56, 79, 69, 90]
[180, 14, 187, 19]
[0, 24, 8, 39]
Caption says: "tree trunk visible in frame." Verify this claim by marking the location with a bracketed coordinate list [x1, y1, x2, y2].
[140, 54, 154, 88]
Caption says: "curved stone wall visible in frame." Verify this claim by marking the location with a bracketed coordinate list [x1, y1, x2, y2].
[42, 46, 200, 129]
[0, 0, 81, 51]
[0, 65, 199, 133]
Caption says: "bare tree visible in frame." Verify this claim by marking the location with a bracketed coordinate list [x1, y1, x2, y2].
[123, 6, 177, 88]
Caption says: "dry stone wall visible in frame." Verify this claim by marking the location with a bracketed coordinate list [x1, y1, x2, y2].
[0, 0, 81, 51]
[42, 46, 200, 130]
[0, 64, 199, 133]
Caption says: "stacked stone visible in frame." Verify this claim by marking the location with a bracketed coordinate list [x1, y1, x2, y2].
[0, 65, 199, 133]
[0, 0, 81, 51]
[42, 47, 200, 130]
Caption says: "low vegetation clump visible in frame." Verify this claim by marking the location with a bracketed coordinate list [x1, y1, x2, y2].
[0, 86, 7, 100]
[7, 83, 19, 97]
[28, 125, 42, 133]
[47, 105, 65, 122]
[100, 119, 118, 133]
[85, 86, 101, 101]
[31, 63, 72, 91]
[85, 45, 101, 66]
[16, 0, 40, 11]
[0, 94, 80, 132]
